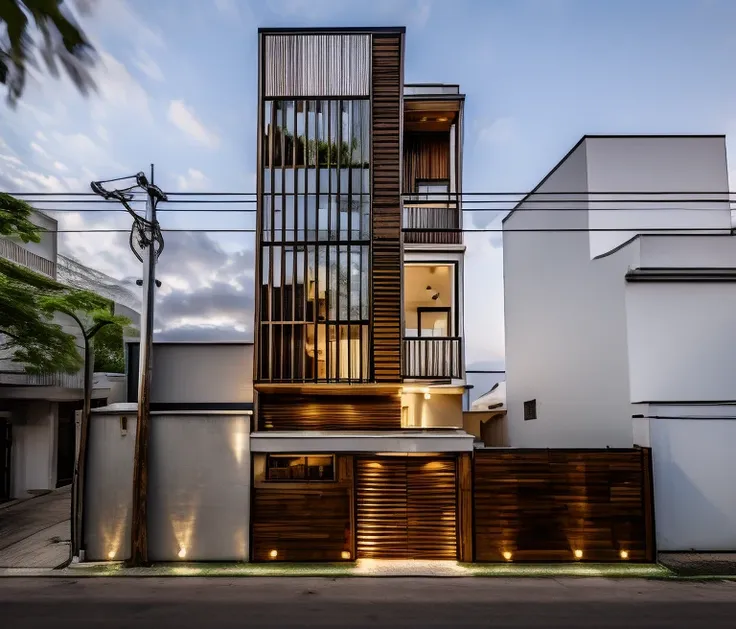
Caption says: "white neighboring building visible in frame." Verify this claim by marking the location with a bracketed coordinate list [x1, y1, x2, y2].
[0, 211, 139, 500]
[503, 134, 736, 551]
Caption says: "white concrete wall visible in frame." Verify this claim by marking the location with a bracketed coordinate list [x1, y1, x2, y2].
[401, 392, 463, 428]
[10, 401, 58, 497]
[84, 409, 251, 561]
[640, 416, 736, 551]
[127, 343, 254, 404]
[626, 281, 736, 403]
[586, 136, 731, 259]
[504, 141, 636, 447]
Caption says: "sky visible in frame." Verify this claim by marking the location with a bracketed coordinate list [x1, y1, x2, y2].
[2, 0, 736, 391]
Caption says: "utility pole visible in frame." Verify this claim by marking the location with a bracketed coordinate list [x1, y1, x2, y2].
[129, 164, 158, 566]
[90, 167, 166, 567]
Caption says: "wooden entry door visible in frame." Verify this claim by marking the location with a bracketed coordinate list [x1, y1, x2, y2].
[355, 456, 457, 560]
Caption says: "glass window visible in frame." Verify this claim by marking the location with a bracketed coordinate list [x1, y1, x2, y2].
[266, 455, 335, 481]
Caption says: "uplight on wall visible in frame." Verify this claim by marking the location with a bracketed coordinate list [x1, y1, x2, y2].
[424, 392, 431, 400]
[620, 550, 629, 560]
[178, 547, 187, 559]
[108, 550, 116, 560]
[341, 551, 351, 560]
[502, 551, 512, 561]
[269, 549, 278, 559]
[573, 549, 583, 559]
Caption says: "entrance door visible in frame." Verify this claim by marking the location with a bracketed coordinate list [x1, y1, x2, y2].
[0, 418, 10, 502]
[356, 456, 457, 559]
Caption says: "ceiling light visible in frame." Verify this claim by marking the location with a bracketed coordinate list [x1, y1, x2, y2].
[437, 116, 448, 122]
[424, 392, 431, 400]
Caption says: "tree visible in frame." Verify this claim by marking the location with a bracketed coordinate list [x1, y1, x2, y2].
[0, 193, 127, 374]
[0, 0, 96, 106]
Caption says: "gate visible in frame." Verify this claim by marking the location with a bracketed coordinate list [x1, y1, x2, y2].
[356, 456, 457, 560]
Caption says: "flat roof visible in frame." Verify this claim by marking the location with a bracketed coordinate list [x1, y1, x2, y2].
[258, 26, 406, 34]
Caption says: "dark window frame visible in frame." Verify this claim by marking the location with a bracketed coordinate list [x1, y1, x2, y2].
[265, 454, 337, 482]
[523, 399, 537, 421]
[416, 306, 452, 337]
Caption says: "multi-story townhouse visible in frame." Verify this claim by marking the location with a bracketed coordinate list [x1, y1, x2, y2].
[249, 27, 474, 561]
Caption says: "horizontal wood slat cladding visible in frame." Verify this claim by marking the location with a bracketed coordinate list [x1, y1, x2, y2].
[403, 132, 450, 194]
[371, 34, 403, 383]
[252, 455, 353, 562]
[473, 449, 654, 563]
[356, 456, 458, 560]
[258, 393, 401, 430]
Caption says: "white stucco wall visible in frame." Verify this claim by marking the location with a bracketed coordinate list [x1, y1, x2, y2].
[84, 408, 251, 561]
[503, 141, 635, 447]
[401, 392, 463, 428]
[638, 416, 736, 551]
[586, 136, 731, 259]
[10, 401, 58, 497]
[626, 281, 736, 403]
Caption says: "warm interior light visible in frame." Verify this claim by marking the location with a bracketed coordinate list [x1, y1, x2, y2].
[620, 550, 629, 560]
[420, 116, 428, 122]
[178, 547, 187, 559]
[107, 550, 115, 560]
[341, 551, 351, 560]
[269, 549, 278, 559]
[502, 551, 512, 561]
[437, 116, 448, 122]
[424, 392, 431, 400]
[574, 549, 583, 559]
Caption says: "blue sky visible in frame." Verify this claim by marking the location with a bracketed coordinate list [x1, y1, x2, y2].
[1, 0, 736, 384]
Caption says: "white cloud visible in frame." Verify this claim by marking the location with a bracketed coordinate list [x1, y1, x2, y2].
[478, 117, 517, 146]
[30, 142, 50, 158]
[91, 52, 151, 121]
[35, 131, 48, 142]
[134, 50, 165, 82]
[167, 100, 219, 148]
[54, 161, 69, 172]
[95, 124, 109, 142]
[176, 168, 210, 191]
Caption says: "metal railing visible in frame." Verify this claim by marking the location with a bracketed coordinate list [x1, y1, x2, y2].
[402, 337, 463, 380]
[402, 201, 461, 244]
[0, 370, 84, 389]
[0, 238, 56, 277]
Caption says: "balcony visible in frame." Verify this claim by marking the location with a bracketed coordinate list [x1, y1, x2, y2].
[0, 370, 84, 389]
[402, 337, 463, 380]
[402, 199, 461, 245]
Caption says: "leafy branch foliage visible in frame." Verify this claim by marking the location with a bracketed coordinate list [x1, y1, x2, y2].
[1, 194, 128, 374]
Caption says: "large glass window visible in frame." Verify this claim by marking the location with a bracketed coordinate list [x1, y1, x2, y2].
[259, 99, 370, 382]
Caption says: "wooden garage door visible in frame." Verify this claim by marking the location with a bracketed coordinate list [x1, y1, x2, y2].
[356, 457, 457, 560]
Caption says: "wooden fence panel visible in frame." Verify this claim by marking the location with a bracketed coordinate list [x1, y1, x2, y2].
[474, 449, 654, 562]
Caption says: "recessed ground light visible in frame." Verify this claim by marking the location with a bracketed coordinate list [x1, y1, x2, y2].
[178, 547, 187, 558]
[574, 549, 583, 559]
[108, 550, 115, 560]
[270, 549, 278, 559]
[502, 551, 512, 561]
[620, 550, 629, 560]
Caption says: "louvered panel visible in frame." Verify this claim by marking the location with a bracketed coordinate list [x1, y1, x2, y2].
[407, 458, 458, 559]
[356, 458, 408, 559]
[252, 486, 352, 562]
[371, 33, 403, 382]
[258, 393, 400, 430]
[474, 449, 655, 562]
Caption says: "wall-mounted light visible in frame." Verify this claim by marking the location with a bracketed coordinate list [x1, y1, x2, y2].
[120, 416, 128, 436]
[437, 116, 448, 122]
[573, 549, 583, 559]
[424, 392, 431, 400]
[269, 549, 278, 559]
[620, 550, 629, 560]
[502, 551, 512, 561]
[431, 292, 440, 301]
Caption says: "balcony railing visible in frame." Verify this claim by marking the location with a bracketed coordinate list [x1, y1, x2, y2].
[402, 337, 463, 380]
[402, 200, 461, 245]
[0, 370, 84, 389]
[0, 238, 56, 277]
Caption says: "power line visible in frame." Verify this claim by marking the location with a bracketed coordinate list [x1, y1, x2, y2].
[32, 227, 736, 233]
[7, 191, 735, 196]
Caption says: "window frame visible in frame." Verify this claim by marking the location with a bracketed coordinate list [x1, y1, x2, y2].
[416, 306, 452, 338]
[265, 454, 337, 482]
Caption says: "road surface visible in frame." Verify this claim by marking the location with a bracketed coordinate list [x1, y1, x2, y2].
[1, 577, 736, 628]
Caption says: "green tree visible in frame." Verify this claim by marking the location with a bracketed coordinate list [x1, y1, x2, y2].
[0, 193, 127, 374]
[0, 0, 96, 106]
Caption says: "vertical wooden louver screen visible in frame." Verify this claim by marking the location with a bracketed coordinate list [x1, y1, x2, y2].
[370, 33, 403, 383]
[356, 457, 458, 560]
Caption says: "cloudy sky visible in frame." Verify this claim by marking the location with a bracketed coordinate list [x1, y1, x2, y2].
[2, 0, 736, 380]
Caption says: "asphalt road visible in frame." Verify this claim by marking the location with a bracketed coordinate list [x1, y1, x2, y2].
[1, 577, 735, 628]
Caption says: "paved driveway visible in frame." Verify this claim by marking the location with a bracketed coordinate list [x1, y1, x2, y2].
[0, 486, 71, 568]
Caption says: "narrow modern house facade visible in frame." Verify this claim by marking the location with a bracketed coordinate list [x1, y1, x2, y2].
[251, 27, 473, 562]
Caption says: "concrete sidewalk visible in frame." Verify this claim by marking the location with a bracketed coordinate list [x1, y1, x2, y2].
[659, 553, 736, 577]
[0, 486, 71, 569]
